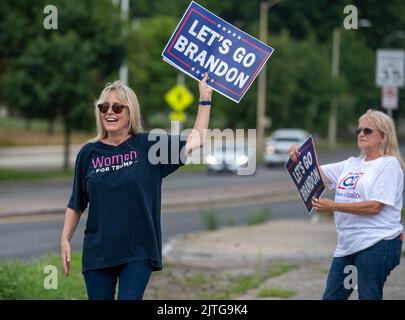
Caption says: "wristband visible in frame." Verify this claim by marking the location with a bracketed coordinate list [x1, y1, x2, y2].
[199, 100, 212, 106]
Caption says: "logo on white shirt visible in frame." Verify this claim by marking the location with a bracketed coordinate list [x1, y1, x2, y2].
[338, 172, 364, 190]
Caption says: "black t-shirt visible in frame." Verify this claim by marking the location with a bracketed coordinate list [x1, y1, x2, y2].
[67, 132, 187, 273]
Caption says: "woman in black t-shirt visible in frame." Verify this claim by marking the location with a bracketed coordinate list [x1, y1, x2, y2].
[61, 74, 212, 300]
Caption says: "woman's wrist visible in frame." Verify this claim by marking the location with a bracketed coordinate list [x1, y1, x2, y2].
[199, 95, 211, 101]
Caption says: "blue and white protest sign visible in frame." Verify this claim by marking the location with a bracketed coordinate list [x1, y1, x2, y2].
[285, 136, 325, 215]
[162, 1, 274, 103]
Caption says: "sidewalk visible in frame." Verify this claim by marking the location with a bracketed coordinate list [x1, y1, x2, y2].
[164, 219, 405, 300]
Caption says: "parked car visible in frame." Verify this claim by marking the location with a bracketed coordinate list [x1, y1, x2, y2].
[264, 128, 310, 167]
[205, 144, 252, 174]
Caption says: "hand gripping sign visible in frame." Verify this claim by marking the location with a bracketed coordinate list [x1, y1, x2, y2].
[162, 1, 274, 103]
[285, 136, 325, 215]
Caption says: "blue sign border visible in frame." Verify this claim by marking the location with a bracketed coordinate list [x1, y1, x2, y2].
[284, 136, 326, 215]
[162, 1, 274, 103]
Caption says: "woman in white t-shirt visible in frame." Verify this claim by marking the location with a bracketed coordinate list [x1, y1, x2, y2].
[289, 109, 404, 300]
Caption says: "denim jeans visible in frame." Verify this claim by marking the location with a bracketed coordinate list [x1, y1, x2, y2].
[83, 260, 152, 300]
[323, 234, 403, 300]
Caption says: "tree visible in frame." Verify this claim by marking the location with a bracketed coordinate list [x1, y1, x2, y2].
[4, 0, 126, 169]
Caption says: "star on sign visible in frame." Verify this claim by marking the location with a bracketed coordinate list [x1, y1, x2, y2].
[217, 24, 221, 28]
[191, 67, 195, 71]
[232, 33, 236, 37]
[228, 30, 231, 34]
[237, 36, 241, 40]
[196, 70, 200, 74]
[222, 27, 226, 31]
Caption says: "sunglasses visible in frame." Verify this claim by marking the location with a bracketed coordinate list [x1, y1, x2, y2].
[97, 102, 127, 114]
[356, 127, 374, 135]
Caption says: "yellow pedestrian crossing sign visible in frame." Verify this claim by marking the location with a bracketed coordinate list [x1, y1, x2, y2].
[165, 84, 194, 112]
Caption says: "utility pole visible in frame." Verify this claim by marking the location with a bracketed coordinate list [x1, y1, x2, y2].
[256, 1, 270, 158]
[119, 0, 129, 84]
[328, 27, 341, 148]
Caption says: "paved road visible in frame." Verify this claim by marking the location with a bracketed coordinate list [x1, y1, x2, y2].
[0, 198, 305, 261]
[0, 144, 403, 261]
[0, 145, 356, 217]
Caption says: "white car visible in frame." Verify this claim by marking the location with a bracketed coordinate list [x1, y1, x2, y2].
[264, 129, 310, 167]
[206, 144, 251, 174]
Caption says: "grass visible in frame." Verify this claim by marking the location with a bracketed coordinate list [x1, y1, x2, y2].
[0, 253, 87, 300]
[316, 140, 357, 153]
[200, 208, 220, 231]
[247, 208, 272, 225]
[0, 253, 298, 300]
[176, 163, 206, 174]
[257, 287, 296, 299]
[0, 168, 73, 182]
[0, 116, 94, 147]
[266, 263, 297, 279]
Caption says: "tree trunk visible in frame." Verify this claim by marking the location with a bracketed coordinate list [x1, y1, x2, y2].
[63, 121, 71, 170]
[47, 118, 55, 135]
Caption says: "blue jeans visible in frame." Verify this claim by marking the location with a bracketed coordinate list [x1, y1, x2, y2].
[83, 260, 152, 300]
[323, 234, 403, 300]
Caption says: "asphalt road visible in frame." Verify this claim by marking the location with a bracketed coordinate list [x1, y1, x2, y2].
[1, 144, 403, 261]
[0, 197, 305, 261]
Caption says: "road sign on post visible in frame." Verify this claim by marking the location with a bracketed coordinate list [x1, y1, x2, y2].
[165, 84, 194, 123]
[382, 86, 398, 110]
[376, 49, 404, 87]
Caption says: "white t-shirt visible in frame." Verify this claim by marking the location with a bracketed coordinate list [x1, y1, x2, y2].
[321, 156, 403, 257]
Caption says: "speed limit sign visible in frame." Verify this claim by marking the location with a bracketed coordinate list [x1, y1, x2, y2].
[376, 50, 404, 87]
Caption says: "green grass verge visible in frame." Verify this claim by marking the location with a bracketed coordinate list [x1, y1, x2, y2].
[257, 287, 296, 298]
[200, 208, 220, 231]
[0, 168, 73, 182]
[316, 140, 357, 153]
[0, 117, 64, 133]
[0, 253, 86, 300]
[176, 163, 207, 174]
[247, 208, 272, 225]
[0, 253, 298, 300]
[0, 164, 203, 183]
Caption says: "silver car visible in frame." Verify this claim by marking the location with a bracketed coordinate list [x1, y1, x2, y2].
[206, 144, 251, 174]
[264, 128, 310, 167]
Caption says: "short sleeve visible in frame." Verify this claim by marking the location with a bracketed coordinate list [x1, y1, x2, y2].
[369, 160, 404, 206]
[160, 135, 187, 178]
[321, 159, 348, 190]
[67, 147, 89, 213]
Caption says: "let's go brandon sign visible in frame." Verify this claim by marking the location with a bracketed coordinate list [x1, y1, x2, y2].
[162, 1, 274, 103]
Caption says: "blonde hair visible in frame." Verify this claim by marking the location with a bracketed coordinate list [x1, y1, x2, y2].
[359, 109, 405, 171]
[90, 81, 143, 142]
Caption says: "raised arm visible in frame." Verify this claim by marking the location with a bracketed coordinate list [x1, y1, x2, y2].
[185, 73, 213, 155]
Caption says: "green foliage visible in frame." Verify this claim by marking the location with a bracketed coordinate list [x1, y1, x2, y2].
[1, 0, 404, 137]
[200, 208, 220, 231]
[0, 253, 86, 300]
[257, 287, 296, 298]
[247, 208, 272, 225]
[0, 168, 73, 182]
[3, 0, 125, 131]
